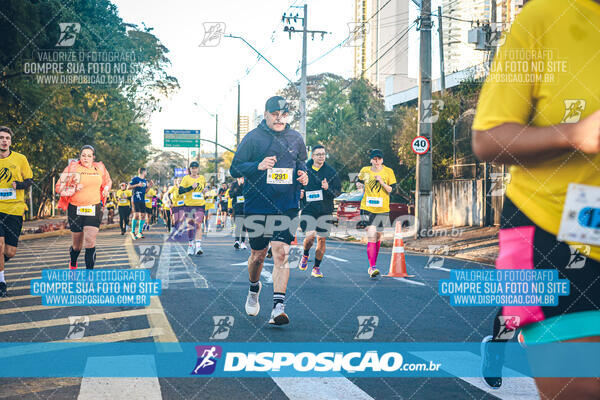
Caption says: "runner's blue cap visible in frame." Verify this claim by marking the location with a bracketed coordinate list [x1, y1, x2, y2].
[370, 149, 383, 159]
[189, 161, 199, 168]
[265, 96, 289, 113]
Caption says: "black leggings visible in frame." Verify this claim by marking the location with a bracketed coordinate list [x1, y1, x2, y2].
[165, 209, 171, 231]
[118, 206, 131, 232]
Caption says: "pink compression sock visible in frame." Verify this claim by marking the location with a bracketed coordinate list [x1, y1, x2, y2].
[367, 242, 378, 267]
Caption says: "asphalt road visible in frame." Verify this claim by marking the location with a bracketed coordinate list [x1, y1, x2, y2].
[0, 219, 540, 400]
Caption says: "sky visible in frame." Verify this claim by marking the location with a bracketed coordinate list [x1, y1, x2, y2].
[111, 0, 356, 157]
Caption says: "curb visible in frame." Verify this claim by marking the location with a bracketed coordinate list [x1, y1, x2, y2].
[330, 235, 496, 265]
[20, 224, 120, 241]
[403, 245, 496, 266]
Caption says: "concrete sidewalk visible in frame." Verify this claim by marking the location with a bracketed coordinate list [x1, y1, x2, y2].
[331, 224, 499, 265]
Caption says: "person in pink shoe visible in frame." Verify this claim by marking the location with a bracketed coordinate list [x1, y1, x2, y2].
[358, 149, 396, 278]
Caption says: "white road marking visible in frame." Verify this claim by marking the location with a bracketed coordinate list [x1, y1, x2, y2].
[230, 261, 274, 267]
[324, 255, 348, 263]
[230, 261, 273, 283]
[78, 355, 161, 400]
[261, 269, 273, 284]
[393, 277, 426, 286]
[272, 376, 373, 400]
[157, 242, 208, 288]
[426, 265, 451, 272]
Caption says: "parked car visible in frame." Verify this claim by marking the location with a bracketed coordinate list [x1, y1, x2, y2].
[334, 190, 414, 227]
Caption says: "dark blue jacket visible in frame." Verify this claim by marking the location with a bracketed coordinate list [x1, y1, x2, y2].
[230, 120, 307, 215]
[301, 159, 342, 215]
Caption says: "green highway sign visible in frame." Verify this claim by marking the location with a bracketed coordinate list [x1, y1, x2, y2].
[164, 129, 201, 147]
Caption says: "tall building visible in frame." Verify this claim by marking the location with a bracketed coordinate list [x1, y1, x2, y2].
[238, 115, 250, 141]
[353, 0, 415, 94]
[232, 115, 251, 146]
[442, 0, 490, 74]
[442, 0, 525, 74]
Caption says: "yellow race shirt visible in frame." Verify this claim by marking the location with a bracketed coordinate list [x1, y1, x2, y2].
[359, 166, 397, 214]
[472, 0, 600, 261]
[116, 189, 132, 207]
[204, 189, 217, 210]
[162, 192, 171, 210]
[0, 152, 33, 216]
[226, 189, 232, 209]
[144, 187, 156, 209]
[169, 185, 183, 208]
[180, 175, 206, 207]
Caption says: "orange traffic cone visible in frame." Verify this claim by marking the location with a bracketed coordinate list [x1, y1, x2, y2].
[291, 234, 298, 245]
[385, 221, 414, 278]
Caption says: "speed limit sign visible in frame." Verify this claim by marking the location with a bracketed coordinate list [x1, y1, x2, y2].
[411, 136, 430, 155]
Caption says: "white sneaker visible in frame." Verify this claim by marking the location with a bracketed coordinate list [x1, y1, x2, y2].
[269, 303, 289, 325]
[245, 281, 261, 316]
[196, 242, 203, 255]
[240, 242, 247, 250]
[234, 241, 240, 250]
[187, 243, 195, 256]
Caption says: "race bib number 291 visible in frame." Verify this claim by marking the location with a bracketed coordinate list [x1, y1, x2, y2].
[267, 168, 293, 185]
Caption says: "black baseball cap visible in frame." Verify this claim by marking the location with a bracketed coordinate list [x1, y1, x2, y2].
[265, 96, 289, 113]
[189, 161, 199, 168]
[370, 149, 384, 159]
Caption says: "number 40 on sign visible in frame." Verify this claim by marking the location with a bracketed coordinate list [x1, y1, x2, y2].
[411, 136, 430, 155]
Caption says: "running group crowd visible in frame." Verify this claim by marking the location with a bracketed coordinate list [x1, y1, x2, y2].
[0, 96, 399, 327]
[1, 18, 599, 393]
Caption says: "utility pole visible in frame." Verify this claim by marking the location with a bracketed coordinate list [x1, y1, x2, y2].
[197, 129, 201, 164]
[236, 82, 241, 148]
[489, 0, 498, 67]
[483, 0, 497, 226]
[375, 0, 380, 88]
[437, 6, 446, 94]
[415, 0, 433, 237]
[300, 4, 307, 141]
[215, 114, 218, 184]
[282, 5, 328, 142]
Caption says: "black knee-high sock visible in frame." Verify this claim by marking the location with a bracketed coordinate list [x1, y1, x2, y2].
[70, 246, 81, 267]
[273, 292, 285, 308]
[85, 247, 96, 269]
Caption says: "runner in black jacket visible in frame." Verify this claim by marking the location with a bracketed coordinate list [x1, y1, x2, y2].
[299, 145, 341, 277]
[230, 95, 308, 326]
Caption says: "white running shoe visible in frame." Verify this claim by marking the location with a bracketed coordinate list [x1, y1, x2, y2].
[187, 242, 195, 256]
[269, 303, 290, 325]
[240, 242, 247, 250]
[196, 242, 203, 255]
[234, 241, 240, 250]
[245, 281, 261, 316]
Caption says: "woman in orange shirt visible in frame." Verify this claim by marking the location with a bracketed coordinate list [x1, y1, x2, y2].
[56, 145, 112, 269]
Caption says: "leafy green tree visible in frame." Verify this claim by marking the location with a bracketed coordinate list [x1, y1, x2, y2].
[0, 0, 179, 216]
